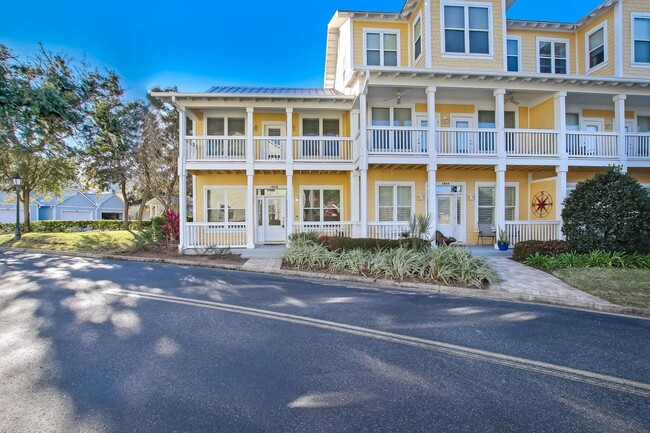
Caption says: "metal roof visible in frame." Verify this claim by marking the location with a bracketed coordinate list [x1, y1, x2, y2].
[206, 86, 344, 96]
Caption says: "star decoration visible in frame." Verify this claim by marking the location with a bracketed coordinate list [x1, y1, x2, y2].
[532, 191, 553, 217]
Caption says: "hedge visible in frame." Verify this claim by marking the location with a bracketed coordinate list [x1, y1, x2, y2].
[512, 240, 570, 262]
[0, 220, 153, 234]
[327, 236, 418, 251]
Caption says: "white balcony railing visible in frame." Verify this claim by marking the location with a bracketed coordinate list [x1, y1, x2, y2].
[368, 222, 410, 240]
[186, 136, 246, 160]
[367, 127, 428, 154]
[437, 128, 497, 155]
[294, 221, 356, 238]
[504, 221, 561, 245]
[293, 137, 354, 161]
[566, 132, 618, 157]
[505, 130, 559, 156]
[626, 133, 650, 158]
[185, 222, 248, 249]
[254, 137, 286, 161]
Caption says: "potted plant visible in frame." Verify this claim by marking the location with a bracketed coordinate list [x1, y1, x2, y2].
[497, 227, 509, 251]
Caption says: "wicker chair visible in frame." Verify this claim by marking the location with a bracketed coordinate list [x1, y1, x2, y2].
[477, 223, 496, 245]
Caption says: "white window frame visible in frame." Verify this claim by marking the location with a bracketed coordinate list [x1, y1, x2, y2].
[298, 114, 343, 136]
[631, 13, 650, 68]
[506, 36, 522, 72]
[375, 181, 416, 222]
[585, 22, 608, 73]
[203, 115, 246, 136]
[474, 182, 519, 228]
[440, 1, 494, 59]
[204, 186, 247, 224]
[536, 37, 570, 74]
[299, 186, 344, 223]
[363, 28, 401, 67]
[370, 107, 414, 126]
[412, 11, 423, 63]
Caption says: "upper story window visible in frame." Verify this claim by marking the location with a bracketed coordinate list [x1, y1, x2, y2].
[302, 118, 340, 136]
[586, 23, 607, 71]
[206, 117, 245, 136]
[506, 38, 521, 72]
[365, 31, 398, 67]
[413, 15, 423, 61]
[538, 39, 568, 74]
[442, 3, 492, 56]
[632, 14, 650, 65]
[371, 107, 412, 126]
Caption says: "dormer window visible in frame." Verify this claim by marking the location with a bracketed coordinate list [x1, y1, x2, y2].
[538, 38, 569, 74]
[442, 3, 492, 56]
[365, 30, 398, 67]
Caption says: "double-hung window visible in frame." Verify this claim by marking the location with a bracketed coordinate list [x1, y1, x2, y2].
[506, 38, 520, 72]
[302, 188, 342, 222]
[443, 3, 491, 55]
[206, 188, 246, 223]
[206, 117, 245, 135]
[477, 185, 517, 225]
[413, 16, 423, 61]
[538, 39, 568, 74]
[378, 184, 413, 222]
[633, 15, 650, 65]
[587, 24, 606, 71]
[365, 31, 398, 66]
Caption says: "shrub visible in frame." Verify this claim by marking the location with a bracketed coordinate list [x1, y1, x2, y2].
[562, 167, 650, 254]
[162, 209, 180, 242]
[0, 220, 152, 234]
[523, 251, 650, 270]
[328, 236, 417, 252]
[288, 232, 320, 244]
[512, 240, 570, 262]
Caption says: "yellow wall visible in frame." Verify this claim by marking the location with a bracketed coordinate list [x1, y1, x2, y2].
[518, 106, 530, 129]
[530, 97, 555, 130]
[353, 20, 409, 66]
[623, 0, 650, 79]
[367, 168, 428, 221]
[507, 29, 577, 75]
[577, 7, 615, 76]
[529, 179, 557, 221]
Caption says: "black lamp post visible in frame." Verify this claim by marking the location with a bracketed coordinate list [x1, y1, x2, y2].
[12, 173, 22, 241]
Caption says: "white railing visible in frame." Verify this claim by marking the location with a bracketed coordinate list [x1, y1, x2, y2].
[185, 136, 247, 160]
[504, 221, 561, 245]
[505, 129, 558, 156]
[368, 222, 410, 240]
[437, 128, 497, 155]
[626, 133, 650, 158]
[293, 137, 354, 161]
[566, 132, 618, 157]
[185, 222, 247, 249]
[367, 127, 428, 154]
[254, 137, 286, 161]
[294, 221, 356, 238]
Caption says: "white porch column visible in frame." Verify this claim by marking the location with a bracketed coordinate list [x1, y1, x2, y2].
[427, 166, 437, 238]
[286, 108, 294, 164]
[614, 94, 627, 171]
[426, 86, 437, 160]
[359, 90, 369, 238]
[246, 170, 255, 249]
[286, 170, 294, 239]
[351, 170, 360, 222]
[554, 92, 568, 160]
[178, 107, 187, 253]
[360, 169, 368, 237]
[494, 89, 506, 159]
[246, 108, 254, 165]
[495, 164, 506, 246]
[351, 109, 360, 162]
[556, 166, 568, 240]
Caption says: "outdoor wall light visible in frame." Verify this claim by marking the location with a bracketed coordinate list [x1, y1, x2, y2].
[468, 193, 475, 201]
[418, 193, 424, 201]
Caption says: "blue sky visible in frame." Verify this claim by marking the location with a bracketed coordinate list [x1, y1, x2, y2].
[0, 0, 604, 100]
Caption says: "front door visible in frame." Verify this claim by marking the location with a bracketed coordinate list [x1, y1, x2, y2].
[451, 114, 473, 153]
[263, 196, 285, 242]
[581, 119, 605, 155]
[436, 193, 464, 241]
[263, 124, 286, 160]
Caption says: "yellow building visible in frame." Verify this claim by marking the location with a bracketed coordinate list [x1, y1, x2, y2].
[152, 0, 650, 252]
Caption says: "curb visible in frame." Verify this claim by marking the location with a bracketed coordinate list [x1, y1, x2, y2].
[2, 247, 649, 318]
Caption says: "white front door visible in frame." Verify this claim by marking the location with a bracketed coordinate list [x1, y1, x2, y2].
[263, 124, 286, 160]
[581, 119, 605, 155]
[451, 114, 473, 153]
[436, 193, 464, 242]
[263, 196, 285, 242]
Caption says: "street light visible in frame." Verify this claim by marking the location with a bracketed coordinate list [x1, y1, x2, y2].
[12, 173, 22, 241]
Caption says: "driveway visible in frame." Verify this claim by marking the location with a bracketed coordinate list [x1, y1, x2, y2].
[1, 251, 649, 432]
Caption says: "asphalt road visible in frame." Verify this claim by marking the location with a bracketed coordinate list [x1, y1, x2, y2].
[1, 251, 649, 433]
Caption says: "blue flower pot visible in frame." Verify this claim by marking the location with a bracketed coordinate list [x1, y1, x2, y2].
[497, 242, 509, 251]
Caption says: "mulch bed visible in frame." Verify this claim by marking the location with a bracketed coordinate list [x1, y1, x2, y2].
[124, 245, 247, 265]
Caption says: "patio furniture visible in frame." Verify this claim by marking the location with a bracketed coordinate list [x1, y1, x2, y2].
[477, 223, 496, 245]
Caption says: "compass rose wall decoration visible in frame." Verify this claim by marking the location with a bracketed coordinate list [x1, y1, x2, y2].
[532, 191, 553, 218]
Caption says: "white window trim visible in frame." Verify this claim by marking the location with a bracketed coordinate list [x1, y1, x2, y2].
[412, 11, 423, 64]
[299, 186, 344, 223]
[298, 113, 343, 136]
[204, 186, 247, 224]
[375, 181, 416, 222]
[585, 21, 608, 74]
[631, 13, 650, 69]
[261, 121, 286, 137]
[474, 182, 519, 229]
[370, 106, 414, 127]
[440, 1, 494, 59]
[363, 28, 401, 67]
[203, 114, 247, 136]
[506, 36, 522, 72]
[536, 37, 571, 74]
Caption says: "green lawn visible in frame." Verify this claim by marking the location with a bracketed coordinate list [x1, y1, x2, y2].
[0, 231, 137, 254]
[553, 268, 650, 309]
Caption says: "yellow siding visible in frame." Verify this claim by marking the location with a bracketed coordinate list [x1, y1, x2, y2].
[581, 109, 636, 131]
[367, 168, 428, 221]
[292, 173, 351, 221]
[429, 0, 505, 71]
[192, 110, 204, 135]
[530, 97, 555, 130]
[623, 0, 650, 79]
[628, 168, 650, 184]
[529, 179, 557, 221]
[577, 8, 615, 76]
[518, 106, 530, 129]
[506, 29, 577, 74]
[352, 20, 409, 67]
[194, 173, 248, 222]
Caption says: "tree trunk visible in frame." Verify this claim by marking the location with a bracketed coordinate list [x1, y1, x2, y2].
[121, 180, 129, 230]
[137, 188, 149, 230]
[21, 187, 31, 233]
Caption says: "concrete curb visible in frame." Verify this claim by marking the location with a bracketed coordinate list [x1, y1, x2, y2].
[2, 246, 649, 318]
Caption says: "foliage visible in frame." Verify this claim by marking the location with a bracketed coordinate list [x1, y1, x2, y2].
[283, 239, 501, 289]
[512, 240, 570, 262]
[0, 231, 136, 254]
[0, 220, 152, 233]
[162, 208, 180, 242]
[497, 227, 509, 244]
[561, 167, 650, 254]
[524, 251, 650, 271]
[405, 213, 433, 251]
[133, 218, 166, 251]
[328, 236, 417, 252]
[288, 232, 321, 244]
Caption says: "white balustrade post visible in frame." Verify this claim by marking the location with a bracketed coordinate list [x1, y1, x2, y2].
[614, 95, 627, 171]
[286, 171, 294, 239]
[246, 171, 255, 249]
[426, 86, 437, 160]
[495, 165, 506, 247]
[494, 89, 506, 159]
[178, 107, 187, 253]
[360, 168, 368, 237]
[554, 92, 567, 159]
[246, 108, 254, 165]
[427, 166, 437, 240]
[556, 166, 567, 240]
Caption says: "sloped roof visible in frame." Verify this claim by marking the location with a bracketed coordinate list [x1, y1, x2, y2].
[206, 86, 344, 96]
